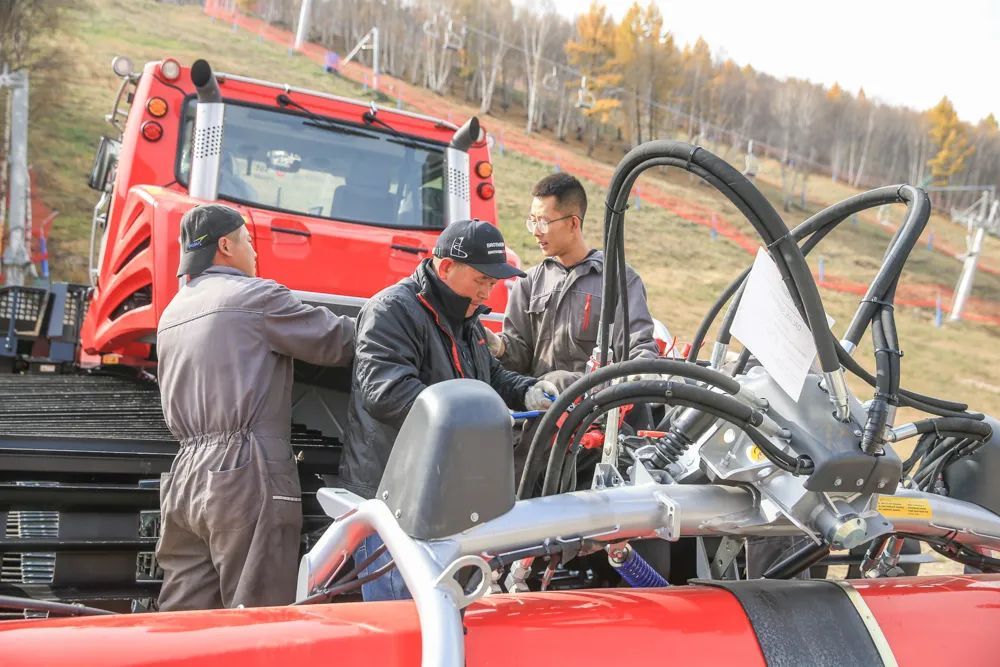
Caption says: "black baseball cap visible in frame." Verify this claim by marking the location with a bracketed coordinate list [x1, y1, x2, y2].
[177, 204, 246, 277]
[433, 219, 525, 279]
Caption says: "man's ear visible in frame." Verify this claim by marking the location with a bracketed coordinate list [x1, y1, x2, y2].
[437, 257, 455, 279]
[216, 235, 233, 258]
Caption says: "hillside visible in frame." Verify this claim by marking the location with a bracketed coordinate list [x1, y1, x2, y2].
[25, 0, 1000, 419]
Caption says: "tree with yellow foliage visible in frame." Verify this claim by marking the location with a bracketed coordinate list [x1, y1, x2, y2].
[565, 1, 621, 154]
[926, 96, 975, 186]
[613, 2, 676, 147]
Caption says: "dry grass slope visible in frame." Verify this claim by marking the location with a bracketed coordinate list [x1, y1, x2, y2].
[31, 0, 1000, 421]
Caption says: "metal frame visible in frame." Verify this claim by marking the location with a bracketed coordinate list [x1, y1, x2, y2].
[300, 478, 1000, 666]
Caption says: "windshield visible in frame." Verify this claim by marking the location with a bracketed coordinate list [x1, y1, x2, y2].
[177, 99, 447, 228]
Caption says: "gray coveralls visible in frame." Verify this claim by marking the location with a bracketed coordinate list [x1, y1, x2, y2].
[155, 266, 355, 610]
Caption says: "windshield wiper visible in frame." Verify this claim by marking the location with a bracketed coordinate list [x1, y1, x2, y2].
[362, 101, 404, 137]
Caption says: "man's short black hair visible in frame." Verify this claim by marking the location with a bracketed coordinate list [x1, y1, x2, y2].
[532, 173, 588, 223]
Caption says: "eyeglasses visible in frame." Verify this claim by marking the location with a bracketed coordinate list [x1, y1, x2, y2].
[525, 214, 578, 234]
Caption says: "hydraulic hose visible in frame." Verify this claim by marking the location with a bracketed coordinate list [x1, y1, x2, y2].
[687, 266, 750, 363]
[700, 183, 971, 416]
[762, 542, 833, 579]
[901, 417, 993, 441]
[843, 185, 932, 347]
[518, 358, 744, 498]
[609, 544, 669, 587]
[598, 142, 840, 376]
[541, 380, 812, 494]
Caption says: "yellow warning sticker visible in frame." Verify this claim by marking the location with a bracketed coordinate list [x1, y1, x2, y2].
[877, 496, 933, 520]
[747, 445, 767, 463]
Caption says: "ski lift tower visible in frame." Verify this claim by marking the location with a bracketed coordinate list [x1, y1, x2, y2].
[0, 66, 33, 286]
[928, 185, 999, 322]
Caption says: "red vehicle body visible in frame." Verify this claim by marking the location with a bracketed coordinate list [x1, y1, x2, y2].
[0, 57, 512, 616]
[82, 58, 510, 363]
[1, 576, 997, 666]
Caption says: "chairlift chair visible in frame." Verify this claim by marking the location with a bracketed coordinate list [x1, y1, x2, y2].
[542, 66, 560, 93]
[575, 76, 595, 110]
[444, 20, 465, 51]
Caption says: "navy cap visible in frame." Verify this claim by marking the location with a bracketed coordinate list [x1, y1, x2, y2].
[433, 219, 525, 280]
[177, 204, 246, 277]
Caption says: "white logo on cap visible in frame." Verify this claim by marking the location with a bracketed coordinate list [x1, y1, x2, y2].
[450, 237, 469, 259]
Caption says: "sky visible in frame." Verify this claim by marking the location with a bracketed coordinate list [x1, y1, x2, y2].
[545, 0, 999, 123]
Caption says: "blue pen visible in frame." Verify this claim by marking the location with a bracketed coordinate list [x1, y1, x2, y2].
[511, 410, 545, 420]
[543, 391, 557, 402]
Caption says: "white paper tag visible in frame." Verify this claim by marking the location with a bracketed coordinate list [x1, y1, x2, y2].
[731, 248, 818, 401]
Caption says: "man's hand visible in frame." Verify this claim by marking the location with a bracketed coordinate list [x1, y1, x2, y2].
[525, 380, 559, 411]
[484, 327, 506, 357]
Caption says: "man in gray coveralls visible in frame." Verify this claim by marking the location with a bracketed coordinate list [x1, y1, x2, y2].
[155, 204, 355, 610]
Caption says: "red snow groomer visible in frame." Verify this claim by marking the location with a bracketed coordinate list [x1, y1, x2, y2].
[82, 57, 505, 362]
[0, 57, 507, 612]
[2, 132, 1000, 665]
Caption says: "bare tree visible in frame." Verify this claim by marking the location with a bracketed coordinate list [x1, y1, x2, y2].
[521, 2, 553, 134]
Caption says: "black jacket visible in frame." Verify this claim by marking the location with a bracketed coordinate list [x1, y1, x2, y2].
[340, 259, 536, 498]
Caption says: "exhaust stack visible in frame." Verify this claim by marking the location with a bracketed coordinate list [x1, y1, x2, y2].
[444, 116, 480, 224]
[188, 59, 223, 201]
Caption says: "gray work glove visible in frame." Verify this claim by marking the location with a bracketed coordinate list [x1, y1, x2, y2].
[525, 380, 559, 411]
[483, 326, 505, 357]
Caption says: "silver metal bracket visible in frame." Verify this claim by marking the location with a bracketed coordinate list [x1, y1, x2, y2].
[653, 490, 679, 541]
[710, 536, 745, 579]
[433, 555, 492, 610]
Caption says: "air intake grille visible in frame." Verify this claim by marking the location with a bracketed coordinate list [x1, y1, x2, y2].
[446, 166, 469, 201]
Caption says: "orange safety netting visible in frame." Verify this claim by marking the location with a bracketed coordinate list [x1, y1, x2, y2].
[202, 0, 1000, 326]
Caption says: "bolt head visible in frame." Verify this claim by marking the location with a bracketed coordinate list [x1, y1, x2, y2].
[381, 490, 389, 500]
[856, 478, 865, 487]
[834, 477, 842, 487]
[470, 512, 479, 522]
[394, 508, 402, 519]
[877, 479, 887, 489]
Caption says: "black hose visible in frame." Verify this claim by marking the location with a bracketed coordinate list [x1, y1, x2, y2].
[907, 417, 993, 440]
[902, 432, 938, 475]
[732, 348, 752, 376]
[541, 380, 811, 493]
[705, 184, 967, 416]
[708, 221, 838, 357]
[518, 358, 744, 498]
[843, 185, 932, 346]
[717, 280, 747, 347]
[292, 543, 388, 606]
[863, 301, 896, 454]
[762, 542, 833, 579]
[0, 595, 115, 617]
[599, 144, 840, 375]
[688, 266, 750, 363]
[616, 232, 631, 363]
[836, 346, 974, 416]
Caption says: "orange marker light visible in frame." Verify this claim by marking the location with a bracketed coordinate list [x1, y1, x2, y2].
[146, 97, 168, 118]
[475, 161, 493, 179]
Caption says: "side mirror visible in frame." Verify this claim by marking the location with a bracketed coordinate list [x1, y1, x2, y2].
[266, 149, 302, 173]
[88, 136, 121, 191]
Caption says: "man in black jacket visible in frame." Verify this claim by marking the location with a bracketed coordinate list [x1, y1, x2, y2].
[340, 218, 558, 601]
